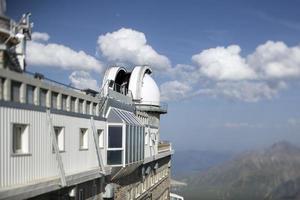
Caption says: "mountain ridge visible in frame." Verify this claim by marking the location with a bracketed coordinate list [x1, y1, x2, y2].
[178, 141, 300, 200]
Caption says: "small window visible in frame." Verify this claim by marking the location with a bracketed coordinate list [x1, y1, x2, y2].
[40, 88, 47, 107]
[79, 99, 84, 113]
[62, 95, 67, 111]
[79, 128, 88, 150]
[51, 92, 58, 109]
[11, 81, 21, 102]
[12, 124, 29, 154]
[71, 97, 76, 112]
[26, 85, 35, 104]
[97, 129, 104, 148]
[54, 126, 64, 152]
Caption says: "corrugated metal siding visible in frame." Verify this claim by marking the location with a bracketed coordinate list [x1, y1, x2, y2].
[0, 107, 106, 189]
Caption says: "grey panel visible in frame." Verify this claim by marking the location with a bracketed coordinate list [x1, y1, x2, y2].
[107, 109, 123, 123]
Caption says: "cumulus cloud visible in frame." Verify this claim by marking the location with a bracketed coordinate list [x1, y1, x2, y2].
[97, 28, 171, 71]
[192, 45, 257, 81]
[162, 40, 299, 102]
[160, 81, 192, 101]
[69, 71, 98, 90]
[31, 32, 50, 42]
[200, 81, 287, 102]
[248, 41, 300, 79]
[27, 32, 103, 73]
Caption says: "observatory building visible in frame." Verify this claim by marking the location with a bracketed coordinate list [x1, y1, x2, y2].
[0, 2, 183, 200]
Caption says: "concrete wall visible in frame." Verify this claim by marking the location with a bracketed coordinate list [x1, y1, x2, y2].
[113, 156, 171, 200]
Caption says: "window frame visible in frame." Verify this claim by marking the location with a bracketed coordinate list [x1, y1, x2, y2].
[53, 126, 65, 153]
[106, 123, 125, 166]
[97, 129, 104, 148]
[79, 128, 89, 150]
[11, 123, 31, 156]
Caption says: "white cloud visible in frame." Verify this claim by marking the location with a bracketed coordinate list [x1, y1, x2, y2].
[162, 40, 299, 102]
[192, 45, 257, 81]
[170, 64, 202, 84]
[248, 41, 300, 79]
[31, 32, 50, 42]
[160, 81, 192, 101]
[27, 32, 103, 73]
[69, 71, 98, 90]
[97, 28, 171, 71]
[202, 81, 287, 102]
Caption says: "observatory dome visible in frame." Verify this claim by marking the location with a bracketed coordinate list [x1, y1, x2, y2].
[140, 74, 160, 106]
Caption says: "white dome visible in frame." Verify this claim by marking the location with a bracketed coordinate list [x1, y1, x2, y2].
[140, 74, 160, 106]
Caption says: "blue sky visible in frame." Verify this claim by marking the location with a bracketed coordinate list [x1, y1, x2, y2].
[8, 0, 300, 152]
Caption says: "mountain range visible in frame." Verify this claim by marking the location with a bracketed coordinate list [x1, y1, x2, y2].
[175, 141, 300, 200]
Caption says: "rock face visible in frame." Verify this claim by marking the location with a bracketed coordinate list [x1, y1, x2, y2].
[180, 141, 300, 200]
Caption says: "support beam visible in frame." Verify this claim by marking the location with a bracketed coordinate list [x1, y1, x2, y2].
[90, 117, 105, 172]
[46, 110, 67, 187]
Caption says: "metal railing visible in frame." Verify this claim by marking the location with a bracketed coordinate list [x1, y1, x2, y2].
[99, 79, 133, 99]
[138, 101, 168, 109]
[25, 71, 83, 92]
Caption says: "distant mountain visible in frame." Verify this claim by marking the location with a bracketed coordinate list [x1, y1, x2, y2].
[172, 150, 232, 177]
[178, 141, 300, 200]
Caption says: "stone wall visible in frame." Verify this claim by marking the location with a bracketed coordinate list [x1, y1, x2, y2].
[114, 156, 171, 200]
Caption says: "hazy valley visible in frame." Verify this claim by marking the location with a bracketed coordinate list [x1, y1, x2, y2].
[172, 141, 300, 200]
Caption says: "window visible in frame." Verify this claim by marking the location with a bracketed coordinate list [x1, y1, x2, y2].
[51, 92, 58, 109]
[40, 88, 47, 107]
[12, 124, 29, 154]
[54, 126, 64, 152]
[79, 99, 84, 113]
[26, 85, 35, 104]
[62, 95, 67, 111]
[107, 151, 122, 165]
[79, 128, 88, 150]
[71, 97, 76, 112]
[11, 81, 21, 102]
[97, 129, 104, 148]
[107, 126, 123, 165]
[108, 126, 122, 148]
